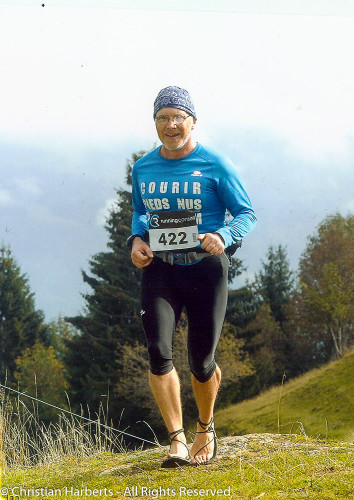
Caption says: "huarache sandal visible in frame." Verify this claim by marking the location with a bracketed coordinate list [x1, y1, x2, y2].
[189, 417, 217, 466]
[161, 428, 191, 468]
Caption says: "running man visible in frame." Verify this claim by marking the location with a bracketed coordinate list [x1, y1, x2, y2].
[127, 86, 256, 467]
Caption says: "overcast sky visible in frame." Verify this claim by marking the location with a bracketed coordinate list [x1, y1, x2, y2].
[1, 1, 353, 320]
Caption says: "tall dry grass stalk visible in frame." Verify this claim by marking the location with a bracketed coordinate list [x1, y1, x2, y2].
[0, 388, 126, 471]
[277, 372, 287, 433]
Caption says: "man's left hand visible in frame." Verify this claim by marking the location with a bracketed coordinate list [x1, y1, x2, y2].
[197, 233, 225, 256]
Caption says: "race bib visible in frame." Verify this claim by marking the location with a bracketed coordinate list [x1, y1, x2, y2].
[148, 210, 199, 251]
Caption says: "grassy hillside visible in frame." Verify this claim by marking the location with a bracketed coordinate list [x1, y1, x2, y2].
[215, 349, 354, 442]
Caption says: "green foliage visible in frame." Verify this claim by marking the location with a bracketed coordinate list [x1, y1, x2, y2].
[254, 244, 294, 328]
[0, 245, 48, 381]
[228, 246, 295, 399]
[295, 213, 353, 363]
[246, 303, 287, 391]
[14, 342, 69, 422]
[226, 285, 260, 330]
[46, 315, 77, 360]
[213, 322, 255, 406]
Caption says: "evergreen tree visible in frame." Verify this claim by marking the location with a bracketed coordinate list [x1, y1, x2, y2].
[246, 303, 287, 391]
[226, 285, 260, 330]
[254, 244, 294, 329]
[230, 247, 295, 399]
[0, 246, 48, 382]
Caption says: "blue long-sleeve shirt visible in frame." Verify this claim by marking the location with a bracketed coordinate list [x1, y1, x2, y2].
[131, 143, 257, 249]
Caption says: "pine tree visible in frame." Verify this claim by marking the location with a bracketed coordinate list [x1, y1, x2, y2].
[226, 286, 260, 330]
[231, 246, 295, 398]
[246, 303, 287, 391]
[254, 244, 294, 329]
[0, 245, 48, 381]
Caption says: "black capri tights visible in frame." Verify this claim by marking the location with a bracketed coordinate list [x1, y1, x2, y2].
[140, 253, 229, 383]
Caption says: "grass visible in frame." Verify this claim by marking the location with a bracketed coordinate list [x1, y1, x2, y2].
[1, 352, 354, 499]
[0, 388, 126, 470]
[215, 349, 354, 443]
[1, 434, 353, 499]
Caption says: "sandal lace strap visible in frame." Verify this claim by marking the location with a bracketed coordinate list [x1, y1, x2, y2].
[169, 428, 184, 440]
[197, 417, 214, 433]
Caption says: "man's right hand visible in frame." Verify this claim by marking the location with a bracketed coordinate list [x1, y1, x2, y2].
[131, 237, 154, 268]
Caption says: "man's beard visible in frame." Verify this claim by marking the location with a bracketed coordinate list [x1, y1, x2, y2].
[163, 132, 192, 151]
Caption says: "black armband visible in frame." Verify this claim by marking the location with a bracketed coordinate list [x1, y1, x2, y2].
[126, 234, 141, 250]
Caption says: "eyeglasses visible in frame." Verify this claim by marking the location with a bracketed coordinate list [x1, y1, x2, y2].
[155, 114, 191, 125]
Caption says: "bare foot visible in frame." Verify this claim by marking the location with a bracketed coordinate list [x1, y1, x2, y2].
[189, 422, 215, 465]
[166, 430, 189, 460]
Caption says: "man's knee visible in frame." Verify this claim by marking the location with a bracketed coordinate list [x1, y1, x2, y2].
[189, 359, 216, 383]
[148, 342, 174, 376]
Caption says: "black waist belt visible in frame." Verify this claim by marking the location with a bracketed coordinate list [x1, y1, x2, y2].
[154, 251, 212, 265]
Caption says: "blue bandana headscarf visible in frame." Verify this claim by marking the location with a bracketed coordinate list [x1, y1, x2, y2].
[153, 86, 197, 120]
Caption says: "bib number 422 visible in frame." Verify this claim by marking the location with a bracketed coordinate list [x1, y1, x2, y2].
[158, 231, 188, 246]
